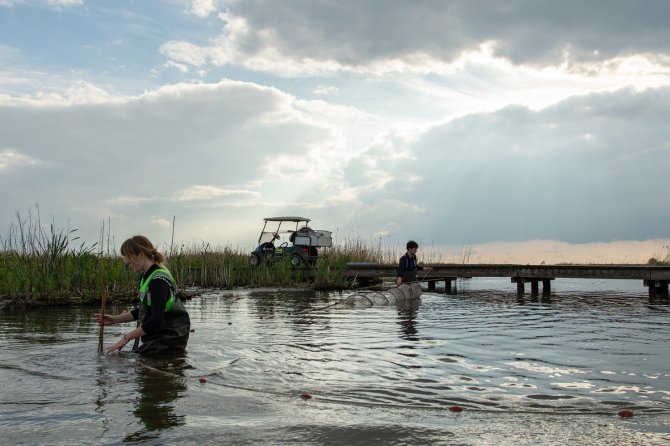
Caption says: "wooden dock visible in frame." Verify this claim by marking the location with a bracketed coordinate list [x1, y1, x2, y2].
[344, 263, 670, 297]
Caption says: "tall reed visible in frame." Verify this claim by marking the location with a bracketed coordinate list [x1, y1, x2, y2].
[0, 209, 447, 304]
[0, 207, 135, 303]
[0, 218, 396, 303]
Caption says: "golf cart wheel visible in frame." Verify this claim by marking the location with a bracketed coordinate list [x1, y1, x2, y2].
[250, 253, 261, 267]
[290, 254, 303, 268]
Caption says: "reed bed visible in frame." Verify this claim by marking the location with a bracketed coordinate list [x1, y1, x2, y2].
[0, 214, 408, 305]
[9, 209, 663, 307]
[0, 243, 389, 304]
[0, 209, 136, 305]
[147, 234, 404, 291]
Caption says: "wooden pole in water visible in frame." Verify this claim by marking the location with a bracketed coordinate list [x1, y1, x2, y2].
[97, 257, 108, 354]
[170, 215, 176, 259]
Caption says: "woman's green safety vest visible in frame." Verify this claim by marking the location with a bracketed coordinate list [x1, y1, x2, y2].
[139, 268, 177, 312]
[134, 266, 190, 355]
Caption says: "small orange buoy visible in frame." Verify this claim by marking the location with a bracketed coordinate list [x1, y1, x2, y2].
[449, 405, 463, 412]
[301, 392, 312, 400]
[198, 377, 207, 384]
[618, 410, 634, 418]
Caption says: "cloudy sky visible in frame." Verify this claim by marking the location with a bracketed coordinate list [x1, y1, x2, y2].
[1, 0, 669, 263]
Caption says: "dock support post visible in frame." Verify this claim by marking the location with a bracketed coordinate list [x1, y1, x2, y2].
[443, 278, 457, 293]
[428, 280, 436, 291]
[645, 280, 670, 298]
[513, 278, 524, 295]
[531, 280, 539, 294]
[513, 277, 554, 295]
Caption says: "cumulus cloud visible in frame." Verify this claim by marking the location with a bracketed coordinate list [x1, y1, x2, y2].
[172, 185, 260, 203]
[152, 217, 172, 228]
[1, 80, 668, 254]
[338, 86, 670, 245]
[163, 60, 190, 74]
[160, 41, 210, 66]
[0, 79, 369, 243]
[47, 0, 83, 7]
[162, 0, 670, 76]
[189, 0, 218, 18]
[0, 148, 40, 171]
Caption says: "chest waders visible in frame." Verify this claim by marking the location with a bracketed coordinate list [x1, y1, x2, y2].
[402, 255, 419, 283]
[133, 268, 189, 353]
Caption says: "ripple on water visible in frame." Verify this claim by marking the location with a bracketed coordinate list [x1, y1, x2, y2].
[1, 284, 670, 445]
[166, 288, 670, 416]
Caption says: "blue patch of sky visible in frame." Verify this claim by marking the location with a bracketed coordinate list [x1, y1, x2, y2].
[0, 1, 221, 93]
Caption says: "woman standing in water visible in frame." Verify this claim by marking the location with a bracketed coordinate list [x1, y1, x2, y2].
[95, 235, 190, 355]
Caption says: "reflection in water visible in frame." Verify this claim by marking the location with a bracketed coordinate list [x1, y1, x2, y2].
[396, 298, 421, 341]
[516, 294, 553, 305]
[94, 365, 111, 437]
[123, 356, 188, 443]
[92, 353, 189, 444]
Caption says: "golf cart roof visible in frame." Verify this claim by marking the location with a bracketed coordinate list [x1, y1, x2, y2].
[263, 216, 311, 222]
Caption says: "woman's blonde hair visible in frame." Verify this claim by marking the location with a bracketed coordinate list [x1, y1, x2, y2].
[120, 235, 165, 265]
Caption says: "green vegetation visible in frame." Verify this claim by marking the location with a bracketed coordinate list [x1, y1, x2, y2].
[0, 241, 388, 305]
[0, 209, 134, 305]
[0, 211, 398, 306]
[5, 207, 666, 307]
[166, 236, 386, 292]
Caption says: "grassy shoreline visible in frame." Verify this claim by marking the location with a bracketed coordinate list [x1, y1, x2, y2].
[3, 247, 669, 310]
[1, 209, 668, 310]
[0, 238, 395, 309]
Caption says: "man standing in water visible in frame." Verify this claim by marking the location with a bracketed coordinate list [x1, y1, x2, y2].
[396, 240, 432, 286]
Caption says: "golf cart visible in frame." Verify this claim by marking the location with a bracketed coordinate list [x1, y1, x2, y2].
[249, 217, 332, 267]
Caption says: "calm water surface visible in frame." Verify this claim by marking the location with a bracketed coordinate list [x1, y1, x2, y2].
[1, 278, 669, 445]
